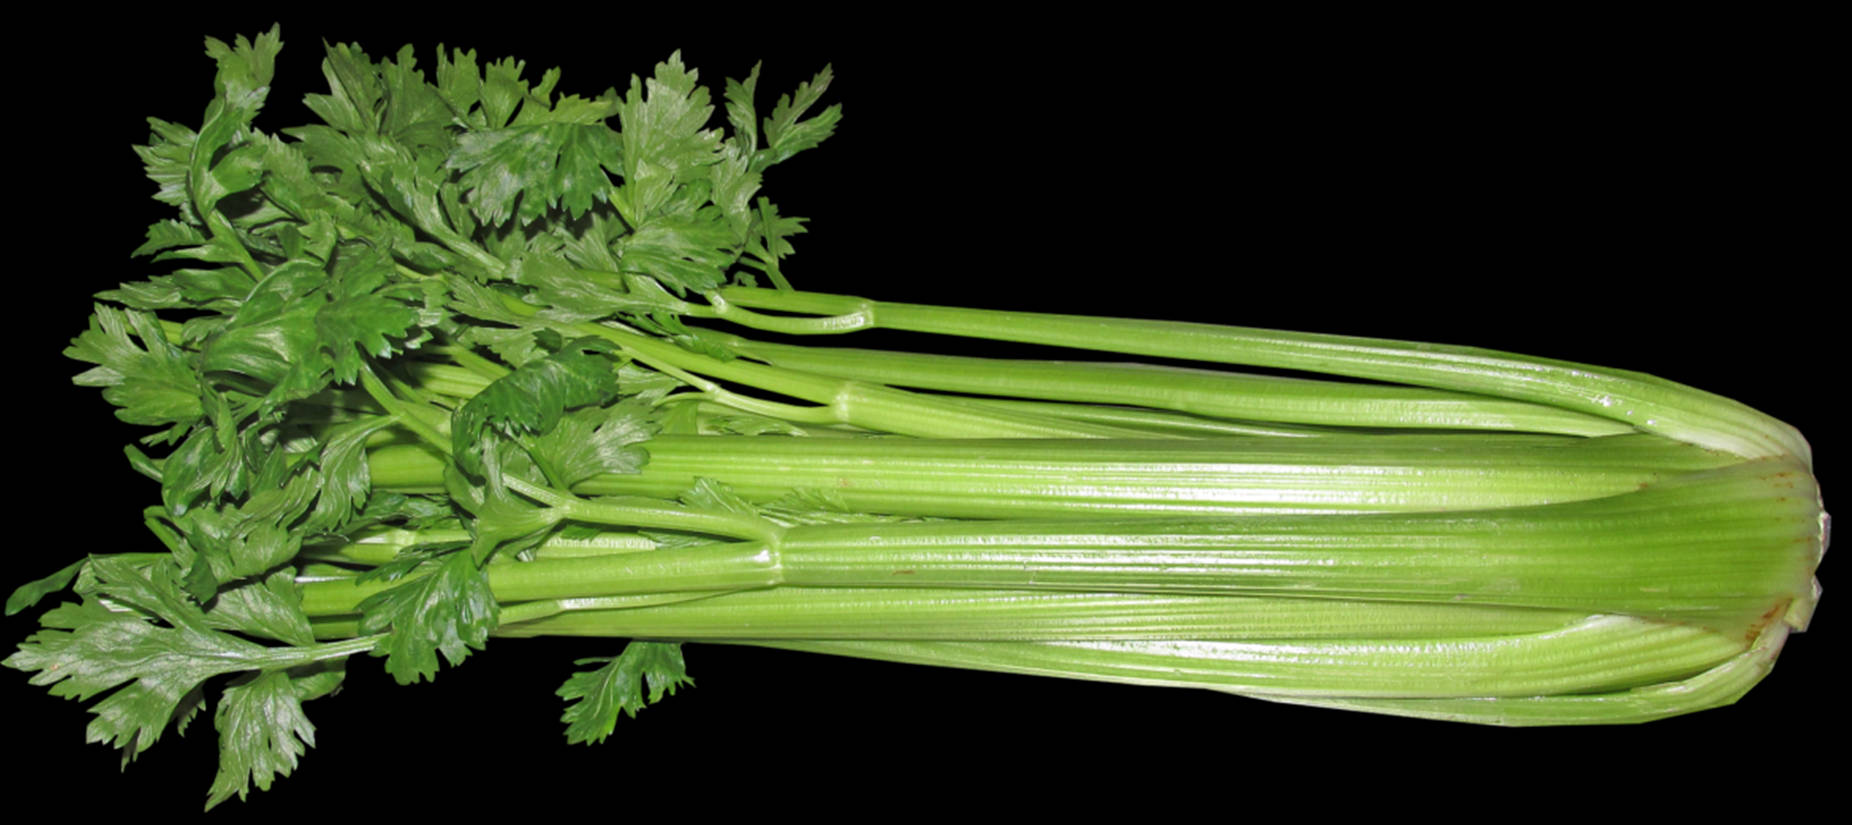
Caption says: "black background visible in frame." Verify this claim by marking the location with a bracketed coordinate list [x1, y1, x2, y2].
[11, 10, 1837, 816]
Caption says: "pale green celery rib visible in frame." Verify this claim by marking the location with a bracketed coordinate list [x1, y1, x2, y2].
[368, 431, 1740, 519]
[399, 344, 1347, 439]
[963, 399, 1352, 437]
[742, 613, 1748, 700]
[489, 588, 1591, 641]
[740, 459, 1819, 632]
[573, 431, 1739, 518]
[572, 321, 1157, 439]
[716, 334, 1634, 437]
[485, 292, 1156, 440]
[305, 458, 1824, 635]
[712, 287, 1809, 463]
[1243, 623, 1791, 726]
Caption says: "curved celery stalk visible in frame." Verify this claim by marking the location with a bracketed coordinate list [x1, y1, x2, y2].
[743, 621, 1784, 726]
[742, 614, 1748, 701]
[1239, 623, 1791, 726]
[708, 286, 1810, 463]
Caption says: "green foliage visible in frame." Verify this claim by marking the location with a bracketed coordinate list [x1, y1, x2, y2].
[356, 549, 499, 684]
[354, 541, 470, 585]
[512, 251, 670, 321]
[315, 248, 444, 385]
[525, 402, 657, 487]
[449, 121, 622, 226]
[66, 305, 202, 432]
[202, 569, 318, 646]
[205, 662, 345, 810]
[3, 557, 349, 780]
[557, 641, 693, 745]
[303, 416, 399, 533]
[757, 64, 841, 171]
[97, 264, 255, 312]
[193, 27, 283, 218]
[22, 23, 844, 804]
[5, 559, 88, 616]
[206, 671, 318, 809]
[451, 338, 623, 476]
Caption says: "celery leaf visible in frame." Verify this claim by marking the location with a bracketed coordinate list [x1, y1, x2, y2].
[557, 641, 693, 745]
[525, 402, 657, 487]
[205, 671, 317, 809]
[757, 64, 840, 171]
[4, 558, 88, 616]
[451, 338, 622, 476]
[356, 549, 499, 684]
[4, 558, 324, 766]
[66, 305, 203, 429]
[204, 663, 345, 810]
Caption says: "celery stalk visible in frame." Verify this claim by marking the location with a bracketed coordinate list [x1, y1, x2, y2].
[303, 458, 1823, 641]
[714, 333, 1637, 436]
[748, 613, 1749, 700]
[369, 431, 1741, 519]
[708, 286, 1811, 462]
[487, 588, 1592, 641]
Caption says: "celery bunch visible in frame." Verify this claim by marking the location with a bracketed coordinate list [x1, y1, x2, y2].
[7, 24, 1827, 809]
